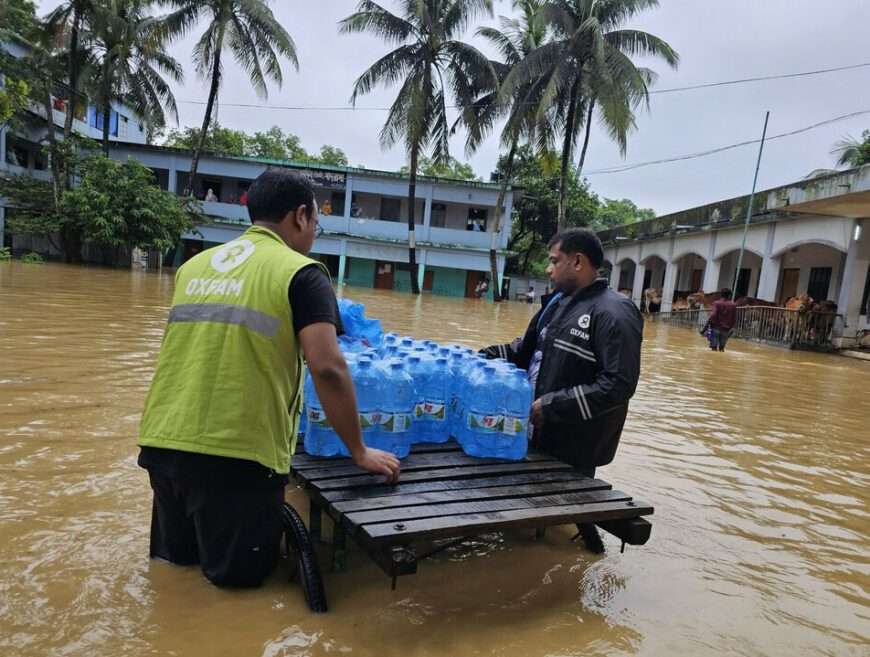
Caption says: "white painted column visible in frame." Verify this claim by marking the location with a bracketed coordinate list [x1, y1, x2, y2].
[756, 223, 779, 302]
[631, 262, 646, 308]
[702, 259, 721, 293]
[343, 176, 354, 234]
[660, 263, 678, 312]
[835, 220, 868, 342]
[167, 168, 177, 194]
[417, 248, 427, 291]
[422, 186, 433, 242]
[610, 261, 622, 290]
[337, 238, 348, 288]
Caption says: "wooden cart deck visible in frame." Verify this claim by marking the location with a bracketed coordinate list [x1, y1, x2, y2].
[291, 441, 653, 587]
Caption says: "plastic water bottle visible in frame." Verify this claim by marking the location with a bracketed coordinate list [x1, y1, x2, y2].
[380, 361, 414, 458]
[457, 360, 488, 447]
[462, 365, 502, 458]
[303, 370, 344, 456]
[499, 369, 532, 460]
[447, 352, 465, 440]
[408, 355, 450, 443]
[354, 359, 383, 455]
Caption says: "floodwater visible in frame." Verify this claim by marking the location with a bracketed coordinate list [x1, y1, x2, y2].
[0, 261, 868, 657]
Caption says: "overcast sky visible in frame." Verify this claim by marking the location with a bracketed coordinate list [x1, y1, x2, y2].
[38, 0, 870, 215]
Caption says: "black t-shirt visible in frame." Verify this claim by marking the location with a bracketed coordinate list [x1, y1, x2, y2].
[138, 264, 341, 485]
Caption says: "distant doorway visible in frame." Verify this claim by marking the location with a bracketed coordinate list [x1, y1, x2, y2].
[374, 261, 394, 289]
[780, 268, 799, 303]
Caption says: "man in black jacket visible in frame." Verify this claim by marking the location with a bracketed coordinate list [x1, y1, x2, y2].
[482, 228, 643, 553]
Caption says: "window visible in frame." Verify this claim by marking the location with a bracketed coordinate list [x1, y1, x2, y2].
[6, 142, 29, 168]
[807, 267, 832, 301]
[330, 191, 345, 216]
[430, 202, 447, 227]
[380, 198, 401, 222]
[119, 115, 128, 138]
[466, 208, 487, 231]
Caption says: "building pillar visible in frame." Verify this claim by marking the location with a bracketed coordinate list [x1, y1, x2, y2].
[835, 220, 868, 343]
[757, 256, 781, 302]
[167, 167, 177, 194]
[337, 239, 348, 288]
[610, 261, 622, 290]
[702, 258, 721, 293]
[343, 176, 354, 234]
[631, 262, 646, 308]
[417, 248, 427, 291]
[756, 222, 779, 302]
[660, 262, 678, 312]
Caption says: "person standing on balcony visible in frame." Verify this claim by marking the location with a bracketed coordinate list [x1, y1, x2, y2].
[480, 228, 643, 554]
[137, 170, 399, 588]
[205, 188, 218, 202]
[703, 288, 737, 352]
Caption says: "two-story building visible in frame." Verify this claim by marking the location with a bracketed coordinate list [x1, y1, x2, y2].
[599, 166, 870, 348]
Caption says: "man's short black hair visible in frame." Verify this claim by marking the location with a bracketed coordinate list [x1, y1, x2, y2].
[247, 169, 315, 224]
[548, 228, 604, 268]
[721, 288, 733, 299]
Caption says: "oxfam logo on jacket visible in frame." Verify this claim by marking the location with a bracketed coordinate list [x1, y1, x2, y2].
[211, 239, 255, 273]
[578, 314, 591, 329]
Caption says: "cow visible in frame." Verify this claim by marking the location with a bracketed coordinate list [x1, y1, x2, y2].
[687, 291, 721, 309]
[783, 294, 814, 342]
[618, 288, 633, 299]
[672, 297, 691, 311]
[643, 288, 662, 314]
[807, 300, 838, 343]
[735, 296, 778, 308]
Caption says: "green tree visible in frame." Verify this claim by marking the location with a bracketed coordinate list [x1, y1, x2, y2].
[316, 144, 349, 167]
[246, 125, 308, 160]
[502, 144, 599, 274]
[340, 0, 496, 294]
[0, 1, 37, 128]
[593, 197, 655, 230]
[399, 155, 479, 181]
[832, 130, 870, 168]
[506, 0, 678, 230]
[90, 0, 182, 155]
[162, 0, 298, 196]
[472, 0, 548, 300]
[0, 154, 202, 259]
[164, 123, 248, 156]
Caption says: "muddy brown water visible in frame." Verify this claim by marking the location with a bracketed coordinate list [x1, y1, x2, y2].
[0, 262, 868, 657]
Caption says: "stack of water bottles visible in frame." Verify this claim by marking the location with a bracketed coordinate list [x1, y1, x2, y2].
[301, 301, 533, 461]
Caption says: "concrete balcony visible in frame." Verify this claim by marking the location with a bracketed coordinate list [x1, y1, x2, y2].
[201, 201, 250, 224]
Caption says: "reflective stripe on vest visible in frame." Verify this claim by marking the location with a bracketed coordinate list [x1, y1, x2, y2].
[169, 303, 280, 338]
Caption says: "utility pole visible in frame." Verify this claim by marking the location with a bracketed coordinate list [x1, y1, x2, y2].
[733, 111, 770, 298]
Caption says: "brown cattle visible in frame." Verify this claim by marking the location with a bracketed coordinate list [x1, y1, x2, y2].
[643, 288, 662, 313]
[687, 291, 721, 309]
[735, 296, 778, 308]
[672, 297, 691, 311]
[618, 288, 633, 299]
[807, 300, 838, 343]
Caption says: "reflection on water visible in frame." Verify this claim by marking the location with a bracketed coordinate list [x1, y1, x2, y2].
[1, 262, 868, 657]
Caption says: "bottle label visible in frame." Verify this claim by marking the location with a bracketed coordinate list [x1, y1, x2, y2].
[359, 411, 382, 431]
[307, 407, 330, 428]
[466, 412, 504, 432]
[415, 400, 446, 421]
[381, 412, 411, 433]
[502, 415, 527, 436]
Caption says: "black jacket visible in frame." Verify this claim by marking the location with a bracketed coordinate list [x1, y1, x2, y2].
[483, 279, 643, 468]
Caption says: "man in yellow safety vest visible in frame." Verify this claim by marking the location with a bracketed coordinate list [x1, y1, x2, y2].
[138, 169, 399, 587]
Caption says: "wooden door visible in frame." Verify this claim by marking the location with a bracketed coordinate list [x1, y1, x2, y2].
[423, 270, 434, 292]
[374, 261, 394, 289]
[465, 271, 486, 298]
[779, 268, 799, 304]
[690, 268, 704, 292]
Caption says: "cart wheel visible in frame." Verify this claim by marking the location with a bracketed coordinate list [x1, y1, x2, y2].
[281, 503, 328, 613]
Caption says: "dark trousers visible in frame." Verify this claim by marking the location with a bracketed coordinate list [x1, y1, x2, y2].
[710, 328, 730, 351]
[147, 471, 285, 587]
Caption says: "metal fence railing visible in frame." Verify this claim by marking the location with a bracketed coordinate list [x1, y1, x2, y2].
[652, 306, 844, 350]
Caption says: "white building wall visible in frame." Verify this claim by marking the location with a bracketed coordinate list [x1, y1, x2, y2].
[771, 216, 851, 256]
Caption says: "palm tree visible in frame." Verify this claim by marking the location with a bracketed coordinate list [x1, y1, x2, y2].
[90, 0, 182, 155]
[832, 130, 870, 167]
[45, 1, 97, 146]
[161, 0, 298, 196]
[340, 0, 496, 295]
[471, 0, 548, 301]
[506, 0, 678, 230]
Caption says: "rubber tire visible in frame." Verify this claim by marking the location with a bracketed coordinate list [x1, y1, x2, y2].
[281, 503, 328, 613]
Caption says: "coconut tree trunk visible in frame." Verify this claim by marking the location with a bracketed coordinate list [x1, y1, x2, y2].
[406, 142, 421, 295]
[43, 80, 80, 262]
[101, 102, 111, 156]
[489, 138, 518, 302]
[557, 82, 580, 232]
[576, 98, 595, 178]
[185, 29, 224, 197]
[63, 10, 82, 146]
